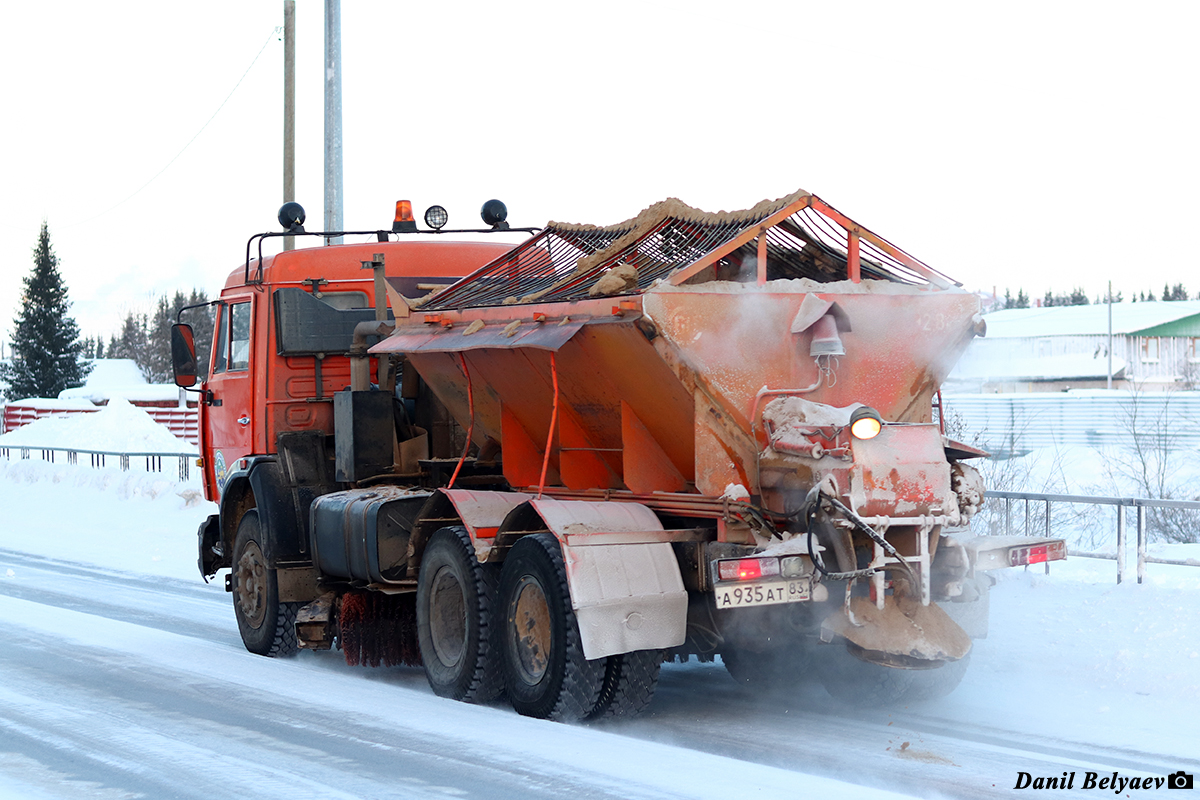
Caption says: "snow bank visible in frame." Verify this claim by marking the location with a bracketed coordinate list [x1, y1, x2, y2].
[57, 357, 185, 405]
[2, 397, 99, 411]
[0, 397, 194, 453]
[59, 383, 183, 404]
[0, 459, 211, 580]
[78, 358, 146, 387]
[954, 559, 1200, 758]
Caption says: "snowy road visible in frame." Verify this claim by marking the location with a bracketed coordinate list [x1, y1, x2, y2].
[0, 547, 911, 800]
[3, 544, 1197, 800]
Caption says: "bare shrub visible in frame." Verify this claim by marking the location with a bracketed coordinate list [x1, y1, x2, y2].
[1098, 388, 1200, 544]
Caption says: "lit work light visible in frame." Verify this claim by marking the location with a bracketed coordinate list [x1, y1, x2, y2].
[849, 407, 883, 440]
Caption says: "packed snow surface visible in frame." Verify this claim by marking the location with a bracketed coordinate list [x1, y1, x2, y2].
[0, 397, 194, 453]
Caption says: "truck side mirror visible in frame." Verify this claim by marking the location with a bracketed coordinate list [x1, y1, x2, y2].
[172, 323, 199, 388]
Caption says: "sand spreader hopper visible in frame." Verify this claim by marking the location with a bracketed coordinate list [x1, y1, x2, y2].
[365, 188, 1019, 705]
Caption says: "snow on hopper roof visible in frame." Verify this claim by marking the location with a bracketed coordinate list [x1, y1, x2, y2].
[419, 189, 957, 311]
[981, 301, 1200, 338]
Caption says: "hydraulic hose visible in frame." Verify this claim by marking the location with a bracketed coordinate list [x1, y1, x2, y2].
[803, 486, 919, 586]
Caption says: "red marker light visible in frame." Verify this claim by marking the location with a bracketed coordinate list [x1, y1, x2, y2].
[1009, 540, 1066, 566]
[737, 560, 762, 580]
[717, 557, 781, 581]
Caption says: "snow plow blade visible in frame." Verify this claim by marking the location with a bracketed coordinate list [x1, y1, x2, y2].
[820, 596, 971, 667]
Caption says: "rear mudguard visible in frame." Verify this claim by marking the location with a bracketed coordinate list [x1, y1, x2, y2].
[426, 489, 689, 660]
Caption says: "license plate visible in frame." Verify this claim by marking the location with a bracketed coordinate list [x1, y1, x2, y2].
[714, 577, 811, 609]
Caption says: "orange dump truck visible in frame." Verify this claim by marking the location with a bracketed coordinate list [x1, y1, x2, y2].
[174, 192, 1065, 720]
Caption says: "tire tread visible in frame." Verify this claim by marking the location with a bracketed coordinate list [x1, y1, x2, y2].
[502, 533, 605, 721]
[589, 650, 661, 719]
[418, 526, 503, 703]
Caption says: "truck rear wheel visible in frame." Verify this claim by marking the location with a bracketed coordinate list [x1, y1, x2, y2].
[815, 642, 970, 705]
[814, 643, 915, 705]
[499, 534, 605, 721]
[722, 645, 809, 690]
[232, 510, 300, 657]
[899, 652, 971, 702]
[589, 649, 662, 719]
[416, 527, 503, 702]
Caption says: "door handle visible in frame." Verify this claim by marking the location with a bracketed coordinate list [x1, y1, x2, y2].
[237, 416, 251, 426]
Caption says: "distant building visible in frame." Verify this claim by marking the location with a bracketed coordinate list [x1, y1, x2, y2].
[948, 301, 1200, 392]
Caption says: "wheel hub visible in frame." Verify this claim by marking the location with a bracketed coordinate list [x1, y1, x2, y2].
[512, 576, 551, 684]
[429, 566, 467, 667]
[235, 540, 267, 628]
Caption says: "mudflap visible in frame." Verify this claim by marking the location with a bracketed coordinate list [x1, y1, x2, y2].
[820, 596, 971, 667]
[198, 514, 223, 581]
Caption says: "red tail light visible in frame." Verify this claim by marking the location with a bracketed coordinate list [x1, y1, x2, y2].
[717, 557, 781, 581]
[1009, 540, 1067, 567]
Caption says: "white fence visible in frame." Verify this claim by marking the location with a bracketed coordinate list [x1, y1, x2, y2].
[0, 445, 198, 481]
[942, 391, 1200, 454]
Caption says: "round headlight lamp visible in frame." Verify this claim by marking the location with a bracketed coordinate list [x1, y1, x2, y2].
[849, 407, 883, 440]
[424, 204, 448, 230]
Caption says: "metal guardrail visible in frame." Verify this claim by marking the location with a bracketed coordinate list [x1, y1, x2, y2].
[0, 445, 198, 481]
[986, 489, 1200, 584]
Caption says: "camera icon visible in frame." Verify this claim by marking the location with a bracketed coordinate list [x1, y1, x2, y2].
[1167, 771, 1193, 790]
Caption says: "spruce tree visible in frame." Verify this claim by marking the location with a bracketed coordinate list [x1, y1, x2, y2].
[185, 289, 215, 373]
[0, 222, 91, 400]
[110, 311, 151, 377]
[146, 296, 174, 383]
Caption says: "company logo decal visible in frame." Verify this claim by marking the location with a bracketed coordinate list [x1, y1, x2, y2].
[214, 450, 228, 494]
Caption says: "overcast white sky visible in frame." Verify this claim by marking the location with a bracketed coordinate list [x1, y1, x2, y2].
[2, 1, 1197, 344]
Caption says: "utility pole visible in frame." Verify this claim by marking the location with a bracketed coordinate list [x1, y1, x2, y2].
[1107, 280, 1113, 390]
[283, 0, 296, 251]
[324, 0, 343, 245]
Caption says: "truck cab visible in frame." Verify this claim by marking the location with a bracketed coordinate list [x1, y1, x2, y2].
[197, 238, 512, 502]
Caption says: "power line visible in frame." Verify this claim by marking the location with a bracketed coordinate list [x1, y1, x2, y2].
[62, 27, 281, 230]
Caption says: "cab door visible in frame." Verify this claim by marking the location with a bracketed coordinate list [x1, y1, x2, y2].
[205, 297, 255, 497]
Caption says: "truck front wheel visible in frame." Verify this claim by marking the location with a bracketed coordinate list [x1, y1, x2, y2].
[499, 534, 605, 721]
[416, 527, 503, 702]
[232, 510, 300, 657]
